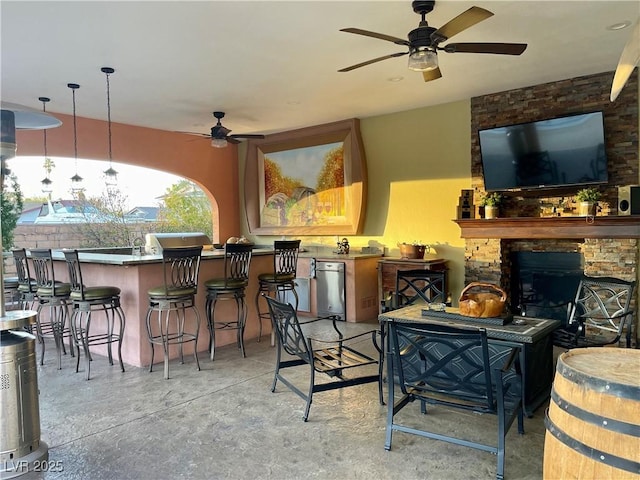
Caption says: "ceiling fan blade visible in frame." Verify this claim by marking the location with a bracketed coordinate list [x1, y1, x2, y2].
[340, 28, 409, 46]
[338, 52, 408, 72]
[227, 137, 242, 145]
[230, 134, 265, 140]
[423, 67, 442, 82]
[432, 6, 493, 42]
[611, 19, 640, 101]
[177, 131, 210, 138]
[444, 42, 527, 55]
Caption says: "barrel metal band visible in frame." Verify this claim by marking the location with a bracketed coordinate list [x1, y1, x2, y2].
[557, 363, 640, 400]
[551, 389, 640, 437]
[545, 411, 640, 474]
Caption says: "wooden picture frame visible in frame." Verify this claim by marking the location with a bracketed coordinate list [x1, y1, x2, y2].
[244, 118, 367, 235]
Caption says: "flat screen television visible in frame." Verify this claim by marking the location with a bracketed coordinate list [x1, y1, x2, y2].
[478, 111, 608, 192]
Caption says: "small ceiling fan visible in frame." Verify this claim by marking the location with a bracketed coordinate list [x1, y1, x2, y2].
[338, 0, 527, 82]
[189, 111, 265, 148]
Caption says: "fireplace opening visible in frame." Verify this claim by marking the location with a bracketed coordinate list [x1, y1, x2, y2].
[511, 251, 584, 321]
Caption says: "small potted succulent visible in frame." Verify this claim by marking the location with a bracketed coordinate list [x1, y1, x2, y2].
[575, 187, 601, 216]
[480, 192, 503, 219]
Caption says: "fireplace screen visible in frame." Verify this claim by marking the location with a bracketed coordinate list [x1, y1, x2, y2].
[512, 252, 583, 321]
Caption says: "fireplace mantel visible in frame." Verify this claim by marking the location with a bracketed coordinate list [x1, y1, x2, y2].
[455, 216, 640, 239]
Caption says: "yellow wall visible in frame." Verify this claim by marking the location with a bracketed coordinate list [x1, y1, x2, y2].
[239, 99, 472, 302]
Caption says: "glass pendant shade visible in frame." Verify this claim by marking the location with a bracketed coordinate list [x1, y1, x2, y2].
[40, 176, 53, 194]
[101, 67, 118, 185]
[39, 97, 53, 196]
[103, 166, 118, 185]
[211, 138, 228, 148]
[68, 83, 84, 192]
[407, 48, 438, 71]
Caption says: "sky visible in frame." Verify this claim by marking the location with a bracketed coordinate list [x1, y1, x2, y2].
[5, 156, 182, 209]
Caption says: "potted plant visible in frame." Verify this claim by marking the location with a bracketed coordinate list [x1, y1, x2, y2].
[480, 192, 502, 219]
[576, 187, 601, 216]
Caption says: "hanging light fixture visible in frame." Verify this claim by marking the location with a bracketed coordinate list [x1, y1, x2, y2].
[68, 83, 84, 193]
[38, 96, 53, 197]
[101, 67, 118, 186]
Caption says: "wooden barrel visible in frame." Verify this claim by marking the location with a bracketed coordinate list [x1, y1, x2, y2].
[543, 348, 640, 479]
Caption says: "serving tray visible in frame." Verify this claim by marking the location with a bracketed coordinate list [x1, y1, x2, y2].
[421, 308, 513, 326]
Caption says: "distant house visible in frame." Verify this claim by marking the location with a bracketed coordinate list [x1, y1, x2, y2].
[17, 200, 158, 224]
[17, 202, 44, 224]
[125, 206, 159, 222]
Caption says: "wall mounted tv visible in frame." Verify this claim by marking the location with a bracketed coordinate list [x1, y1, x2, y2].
[479, 111, 608, 192]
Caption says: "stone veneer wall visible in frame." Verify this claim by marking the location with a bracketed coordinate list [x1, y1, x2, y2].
[471, 71, 638, 216]
[463, 71, 638, 336]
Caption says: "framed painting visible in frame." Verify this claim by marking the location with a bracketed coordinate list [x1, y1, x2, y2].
[245, 118, 367, 235]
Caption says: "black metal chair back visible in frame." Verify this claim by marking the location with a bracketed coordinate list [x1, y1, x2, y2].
[273, 240, 300, 277]
[265, 296, 382, 421]
[395, 269, 446, 309]
[13, 248, 36, 294]
[63, 249, 85, 299]
[563, 275, 636, 347]
[265, 295, 311, 361]
[30, 248, 66, 296]
[161, 246, 203, 296]
[389, 322, 495, 409]
[222, 243, 252, 287]
[385, 320, 524, 480]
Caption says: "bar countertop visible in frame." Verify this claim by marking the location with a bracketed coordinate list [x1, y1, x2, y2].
[48, 247, 275, 266]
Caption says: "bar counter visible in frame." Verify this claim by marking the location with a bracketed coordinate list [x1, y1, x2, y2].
[47, 248, 275, 368]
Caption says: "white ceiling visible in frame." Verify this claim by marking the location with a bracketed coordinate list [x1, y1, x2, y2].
[1, 1, 638, 137]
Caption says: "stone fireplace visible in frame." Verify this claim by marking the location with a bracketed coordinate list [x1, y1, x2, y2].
[457, 219, 638, 347]
[457, 70, 639, 342]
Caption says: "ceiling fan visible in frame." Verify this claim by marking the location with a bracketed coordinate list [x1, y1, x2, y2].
[191, 111, 265, 148]
[338, 0, 527, 82]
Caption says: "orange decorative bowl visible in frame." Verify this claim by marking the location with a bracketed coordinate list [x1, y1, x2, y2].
[458, 282, 507, 318]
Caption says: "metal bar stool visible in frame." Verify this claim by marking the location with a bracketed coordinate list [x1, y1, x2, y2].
[30, 248, 73, 370]
[254, 240, 300, 345]
[12, 248, 38, 311]
[145, 246, 203, 379]
[205, 243, 253, 360]
[3, 275, 20, 310]
[63, 250, 126, 380]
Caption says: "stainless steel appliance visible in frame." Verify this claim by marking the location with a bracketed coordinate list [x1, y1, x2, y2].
[315, 261, 346, 320]
[144, 232, 211, 255]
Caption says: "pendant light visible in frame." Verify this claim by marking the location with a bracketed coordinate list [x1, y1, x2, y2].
[101, 67, 118, 186]
[68, 83, 84, 193]
[38, 96, 53, 197]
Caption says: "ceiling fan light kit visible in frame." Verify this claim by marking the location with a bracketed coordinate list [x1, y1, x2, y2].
[339, 0, 527, 82]
[211, 137, 228, 148]
[408, 47, 438, 72]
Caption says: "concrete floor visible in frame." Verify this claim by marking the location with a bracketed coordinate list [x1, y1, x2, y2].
[19, 321, 548, 480]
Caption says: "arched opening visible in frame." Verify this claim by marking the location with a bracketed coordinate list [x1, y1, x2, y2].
[6, 156, 220, 249]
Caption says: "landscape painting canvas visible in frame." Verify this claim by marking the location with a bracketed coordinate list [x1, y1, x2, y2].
[259, 141, 347, 228]
[244, 118, 367, 235]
